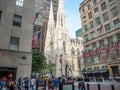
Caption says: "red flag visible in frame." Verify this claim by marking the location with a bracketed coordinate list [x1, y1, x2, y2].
[83, 51, 86, 59]
[114, 41, 120, 51]
[105, 44, 111, 53]
[96, 47, 102, 55]
[89, 49, 94, 57]
[33, 12, 39, 24]
[100, 25, 104, 34]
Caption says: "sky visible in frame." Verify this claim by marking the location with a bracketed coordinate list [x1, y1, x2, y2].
[63, 0, 84, 38]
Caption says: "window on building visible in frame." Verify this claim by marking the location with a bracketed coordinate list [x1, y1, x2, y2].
[63, 41, 66, 53]
[0, 11, 2, 21]
[88, 12, 92, 19]
[105, 24, 111, 32]
[93, 0, 97, 5]
[16, 0, 24, 7]
[71, 47, 75, 55]
[107, 37, 113, 45]
[97, 67, 99, 69]
[114, 19, 120, 29]
[103, 12, 109, 22]
[61, 17, 63, 27]
[82, 16, 86, 19]
[89, 21, 94, 29]
[87, 4, 90, 10]
[92, 43, 96, 48]
[90, 31, 94, 39]
[77, 48, 80, 55]
[117, 34, 120, 41]
[87, 58, 91, 63]
[94, 55, 99, 64]
[101, 2, 107, 11]
[84, 25, 88, 31]
[102, 66, 104, 68]
[95, 17, 101, 26]
[84, 34, 88, 42]
[72, 60, 74, 70]
[94, 67, 96, 70]
[13, 14, 22, 27]
[109, 0, 116, 5]
[94, 7, 99, 14]
[99, 40, 104, 47]
[9, 37, 19, 51]
[33, 24, 41, 31]
[97, 28, 101, 36]
[78, 60, 81, 70]
[111, 7, 118, 17]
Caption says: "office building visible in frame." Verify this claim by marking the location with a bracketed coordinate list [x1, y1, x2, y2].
[80, 0, 120, 79]
[33, 0, 58, 52]
[76, 28, 83, 38]
[0, 0, 34, 81]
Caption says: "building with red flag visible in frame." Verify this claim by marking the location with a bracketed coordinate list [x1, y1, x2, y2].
[80, 0, 120, 79]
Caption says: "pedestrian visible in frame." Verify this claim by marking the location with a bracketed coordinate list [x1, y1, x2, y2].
[22, 78, 25, 90]
[31, 77, 36, 90]
[9, 81, 15, 90]
[24, 77, 29, 90]
[18, 77, 22, 90]
[2, 84, 8, 90]
[0, 78, 4, 90]
[53, 78, 59, 90]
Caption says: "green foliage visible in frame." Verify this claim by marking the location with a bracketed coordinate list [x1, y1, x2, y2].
[32, 51, 46, 75]
[46, 63, 56, 77]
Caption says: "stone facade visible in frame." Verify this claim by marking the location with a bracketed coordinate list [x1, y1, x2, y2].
[80, 0, 120, 79]
[44, 0, 84, 77]
[0, 0, 34, 81]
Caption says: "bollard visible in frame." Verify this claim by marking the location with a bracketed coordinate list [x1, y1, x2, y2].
[98, 84, 101, 90]
[87, 83, 89, 90]
[111, 84, 114, 90]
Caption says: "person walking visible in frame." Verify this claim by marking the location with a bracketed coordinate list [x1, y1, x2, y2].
[18, 77, 22, 90]
[53, 78, 59, 90]
[31, 77, 36, 90]
[24, 77, 29, 90]
[0, 78, 4, 90]
[2, 84, 8, 90]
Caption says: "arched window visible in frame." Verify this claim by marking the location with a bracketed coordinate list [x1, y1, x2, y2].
[77, 48, 80, 55]
[63, 41, 66, 53]
[78, 60, 81, 70]
[71, 47, 75, 55]
[72, 60, 74, 70]
[61, 17, 63, 27]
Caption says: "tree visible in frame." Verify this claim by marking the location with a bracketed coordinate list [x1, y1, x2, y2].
[32, 51, 46, 77]
[46, 62, 56, 77]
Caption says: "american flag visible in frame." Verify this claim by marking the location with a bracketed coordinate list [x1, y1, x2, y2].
[89, 49, 94, 57]
[32, 32, 41, 49]
[83, 51, 87, 59]
[33, 12, 39, 24]
[96, 47, 102, 55]
[100, 24, 104, 34]
[114, 41, 120, 51]
[105, 44, 111, 54]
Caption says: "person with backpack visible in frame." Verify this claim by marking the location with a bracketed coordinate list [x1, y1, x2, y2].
[24, 77, 29, 90]
[53, 78, 59, 90]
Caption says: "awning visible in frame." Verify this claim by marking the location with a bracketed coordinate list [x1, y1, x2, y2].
[82, 69, 108, 74]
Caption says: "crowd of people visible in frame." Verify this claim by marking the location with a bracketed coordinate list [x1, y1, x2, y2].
[0, 77, 36, 90]
[0, 75, 85, 90]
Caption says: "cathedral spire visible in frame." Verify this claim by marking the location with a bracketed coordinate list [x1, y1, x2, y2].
[58, 0, 65, 14]
[48, 0, 54, 23]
